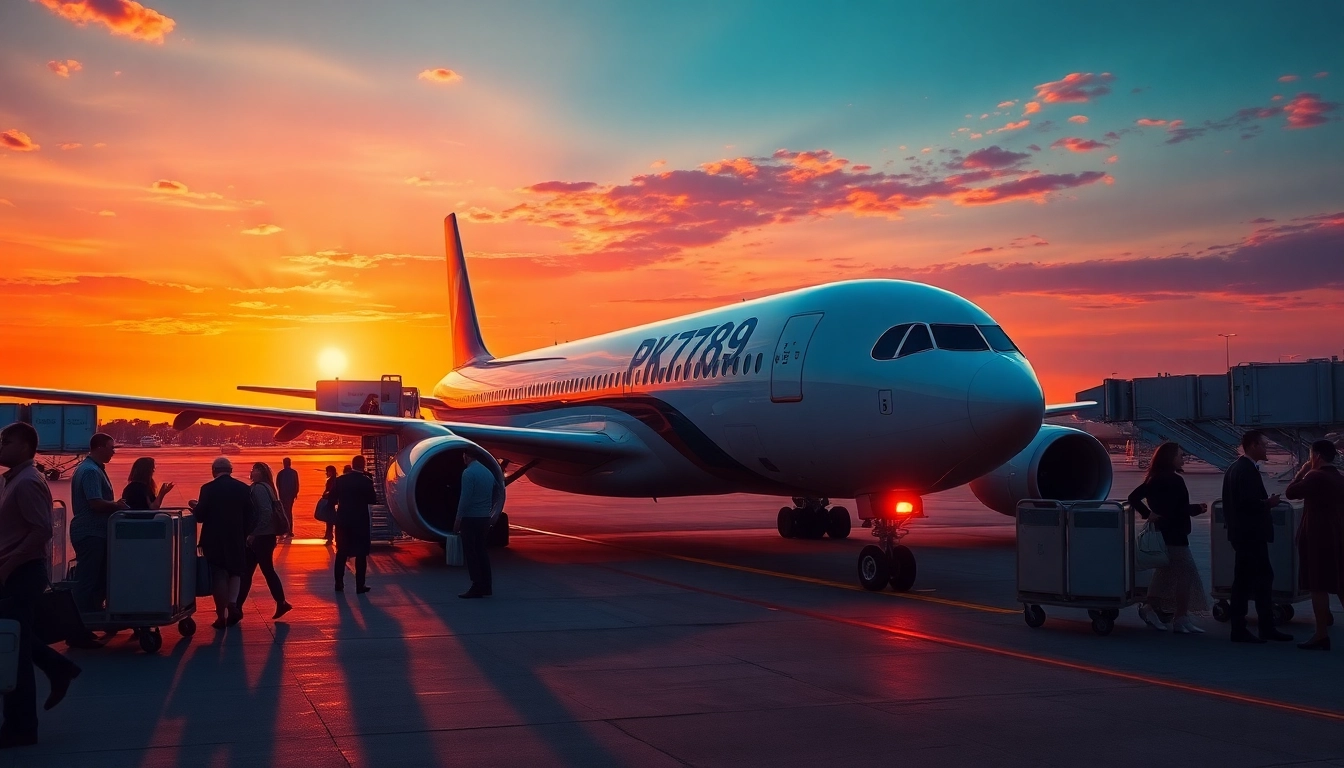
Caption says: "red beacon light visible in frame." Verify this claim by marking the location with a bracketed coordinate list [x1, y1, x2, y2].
[894, 500, 916, 516]
[858, 492, 923, 522]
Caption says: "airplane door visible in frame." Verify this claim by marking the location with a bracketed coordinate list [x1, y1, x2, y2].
[770, 313, 823, 403]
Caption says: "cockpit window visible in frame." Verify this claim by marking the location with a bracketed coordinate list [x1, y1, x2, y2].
[897, 324, 933, 357]
[871, 323, 913, 360]
[978, 324, 1019, 353]
[930, 324, 989, 351]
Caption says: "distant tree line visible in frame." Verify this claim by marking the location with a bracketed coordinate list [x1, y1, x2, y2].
[98, 419, 359, 447]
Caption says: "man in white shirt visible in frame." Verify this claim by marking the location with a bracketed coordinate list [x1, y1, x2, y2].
[454, 452, 503, 599]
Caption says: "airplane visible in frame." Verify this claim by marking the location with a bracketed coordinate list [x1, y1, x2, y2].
[0, 214, 1109, 592]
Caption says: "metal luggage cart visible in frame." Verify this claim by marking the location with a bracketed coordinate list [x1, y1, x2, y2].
[1208, 500, 1308, 624]
[69, 508, 199, 653]
[1017, 500, 1142, 635]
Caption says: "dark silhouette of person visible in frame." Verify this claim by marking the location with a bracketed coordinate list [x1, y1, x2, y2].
[455, 452, 504, 599]
[1285, 439, 1344, 650]
[237, 462, 292, 621]
[276, 457, 298, 541]
[320, 465, 338, 543]
[1128, 442, 1209, 633]
[359, 394, 381, 415]
[121, 456, 174, 511]
[331, 455, 377, 593]
[0, 422, 82, 749]
[1222, 430, 1293, 643]
[190, 457, 255, 629]
[69, 433, 128, 617]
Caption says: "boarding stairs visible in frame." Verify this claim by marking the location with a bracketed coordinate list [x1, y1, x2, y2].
[1133, 407, 1241, 471]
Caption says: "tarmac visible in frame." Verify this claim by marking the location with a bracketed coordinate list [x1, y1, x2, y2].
[9, 447, 1344, 767]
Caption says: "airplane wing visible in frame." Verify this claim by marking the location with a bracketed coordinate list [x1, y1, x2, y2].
[236, 385, 448, 409]
[1044, 401, 1099, 417]
[0, 385, 639, 466]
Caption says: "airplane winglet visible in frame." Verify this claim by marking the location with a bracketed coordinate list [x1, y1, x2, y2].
[446, 213, 493, 370]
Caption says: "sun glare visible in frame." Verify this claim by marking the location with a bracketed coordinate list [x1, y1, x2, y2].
[318, 347, 348, 378]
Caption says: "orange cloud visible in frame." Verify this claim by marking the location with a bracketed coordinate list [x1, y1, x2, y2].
[241, 224, 283, 236]
[0, 199, 14, 207]
[1023, 101, 1041, 115]
[35, 0, 176, 43]
[1105, 155, 1118, 164]
[47, 59, 83, 77]
[1, 129, 40, 152]
[1068, 115, 1088, 124]
[1034, 72, 1114, 103]
[59, 142, 82, 150]
[997, 100, 1017, 108]
[1283, 93, 1340, 129]
[1278, 74, 1299, 82]
[1135, 118, 1167, 126]
[958, 171, 1112, 205]
[417, 68, 462, 83]
[987, 119, 1029, 134]
[1051, 136, 1110, 152]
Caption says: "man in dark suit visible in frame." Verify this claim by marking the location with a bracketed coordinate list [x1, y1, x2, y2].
[191, 457, 255, 629]
[331, 455, 377, 594]
[1222, 430, 1293, 643]
[276, 457, 299, 540]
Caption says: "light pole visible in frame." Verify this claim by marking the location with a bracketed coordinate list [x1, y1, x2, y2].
[1217, 333, 1237, 370]
[1279, 353, 1300, 363]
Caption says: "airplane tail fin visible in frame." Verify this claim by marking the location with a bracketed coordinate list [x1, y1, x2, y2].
[445, 213, 493, 369]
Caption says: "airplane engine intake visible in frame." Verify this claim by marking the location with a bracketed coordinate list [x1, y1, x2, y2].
[968, 425, 1112, 517]
[384, 435, 506, 541]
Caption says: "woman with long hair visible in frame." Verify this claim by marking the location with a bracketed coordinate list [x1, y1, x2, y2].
[236, 462, 292, 620]
[1285, 439, 1344, 651]
[1129, 442, 1210, 633]
[321, 465, 338, 543]
[121, 456, 174, 510]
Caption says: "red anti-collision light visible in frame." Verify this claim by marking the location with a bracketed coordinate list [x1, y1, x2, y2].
[894, 501, 915, 515]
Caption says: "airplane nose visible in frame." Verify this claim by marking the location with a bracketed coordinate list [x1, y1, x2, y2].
[967, 356, 1045, 444]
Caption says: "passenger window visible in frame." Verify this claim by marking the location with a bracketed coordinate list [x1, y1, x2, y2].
[897, 324, 933, 357]
[871, 323, 913, 360]
[755, 353, 763, 374]
[930, 324, 989, 351]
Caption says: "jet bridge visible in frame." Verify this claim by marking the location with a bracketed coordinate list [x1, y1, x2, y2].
[1075, 359, 1344, 470]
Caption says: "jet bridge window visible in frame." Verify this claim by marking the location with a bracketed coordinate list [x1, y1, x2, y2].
[897, 324, 933, 358]
[871, 323, 914, 361]
[930, 324, 989, 351]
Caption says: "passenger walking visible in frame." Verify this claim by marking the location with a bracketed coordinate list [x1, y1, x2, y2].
[1128, 442, 1209, 633]
[69, 433, 128, 616]
[121, 457, 175, 511]
[1222, 430, 1294, 643]
[1284, 439, 1344, 651]
[0, 422, 82, 749]
[276, 457, 298, 542]
[190, 457, 253, 629]
[331, 455, 377, 594]
[237, 463, 293, 621]
[320, 465, 338, 543]
[456, 452, 504, 599]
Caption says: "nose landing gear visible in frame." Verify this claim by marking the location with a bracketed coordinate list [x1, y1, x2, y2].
[856, 517, 916, 592]
[776, 497, 851, 540]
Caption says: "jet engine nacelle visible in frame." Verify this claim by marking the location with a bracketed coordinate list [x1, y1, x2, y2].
[969, 425, 1113, 516]
[384, 435, 505, 541]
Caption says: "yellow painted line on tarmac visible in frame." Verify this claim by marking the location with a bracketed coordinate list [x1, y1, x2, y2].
[512, 524, 1019, 615]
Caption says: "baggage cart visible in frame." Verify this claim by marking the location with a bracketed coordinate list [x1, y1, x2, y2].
[1017, 500, 1142, 635]
[1208, 500, 1308, 624]
[74, 508, 198, 653]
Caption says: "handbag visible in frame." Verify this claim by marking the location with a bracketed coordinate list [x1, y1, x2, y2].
[315, 497, 336, 524]
[195, 551, 213, 597]
[1135, 519, 1169, 570]
[33, 587, 85, 645]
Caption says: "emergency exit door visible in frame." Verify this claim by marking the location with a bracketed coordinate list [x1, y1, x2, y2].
[771, 313, 823, 402]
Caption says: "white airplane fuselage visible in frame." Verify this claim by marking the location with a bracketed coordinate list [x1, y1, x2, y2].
[429, 279, 1045, 500]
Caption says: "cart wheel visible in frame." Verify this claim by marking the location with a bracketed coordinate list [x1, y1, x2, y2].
[1212, 600, 1230, 623]
[1088, 609, 1102, 621]
[1092, 616, 1115, 636]
[889, 545, 917, 592]
[178, 617, 196, 637]
[45, 469, 62, 481]
[1024, 604, 1046, 628]
[1274, 604, 1295, 624]
[138, 628, 163, 654]
[1103, 608, 1120, 621]
[857, 545, 890, 591]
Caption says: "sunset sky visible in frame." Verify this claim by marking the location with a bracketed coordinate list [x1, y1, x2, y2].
[2, 0, 1342, 412]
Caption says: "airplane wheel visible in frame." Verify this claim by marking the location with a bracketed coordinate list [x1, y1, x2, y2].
[889, 546, 917, 592]
[857, 546, 890, 591]
[803, 510, 827, 540]
[826, 506, 851, 539]
[777, 507, 795, 539]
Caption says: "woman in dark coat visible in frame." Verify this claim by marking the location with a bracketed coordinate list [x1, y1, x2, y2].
[1128, 442, 1209, 633]
[121, 456, 174, 510]
[1285, 439, 1344, 650]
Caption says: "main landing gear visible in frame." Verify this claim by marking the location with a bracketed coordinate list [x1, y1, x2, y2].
[857, 518, 916, 592]
[776, 497, 851, 540]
